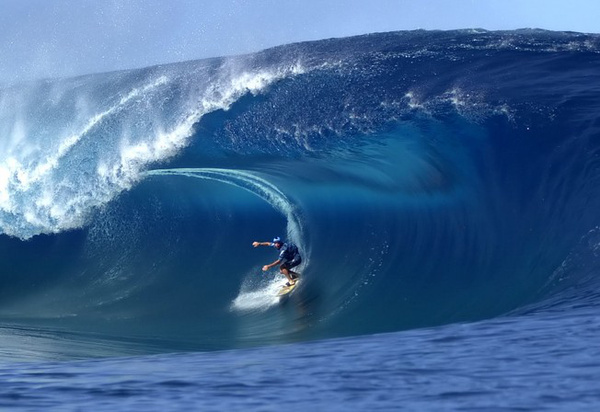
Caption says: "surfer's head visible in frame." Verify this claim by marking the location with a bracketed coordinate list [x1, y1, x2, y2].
[272, 237, 283, 248]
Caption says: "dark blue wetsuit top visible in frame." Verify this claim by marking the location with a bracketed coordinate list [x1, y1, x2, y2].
[273, 242, 301, 269]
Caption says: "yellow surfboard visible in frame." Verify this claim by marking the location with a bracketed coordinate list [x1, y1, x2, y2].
[277, 280, 299, 297]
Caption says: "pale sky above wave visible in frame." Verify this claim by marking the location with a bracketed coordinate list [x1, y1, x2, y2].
[0, 0, 599, 86]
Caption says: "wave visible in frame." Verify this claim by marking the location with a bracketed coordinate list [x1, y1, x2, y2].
[0, 58, 305, 238]
[1, 29, 600, 353]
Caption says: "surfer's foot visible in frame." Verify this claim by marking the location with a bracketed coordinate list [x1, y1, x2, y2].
[285, 280, 296, 287]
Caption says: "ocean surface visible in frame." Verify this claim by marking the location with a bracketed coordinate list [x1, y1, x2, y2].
[1, 29, 600, 410]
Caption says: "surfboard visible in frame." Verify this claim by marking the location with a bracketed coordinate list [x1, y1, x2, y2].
[277, 280, 299, 297]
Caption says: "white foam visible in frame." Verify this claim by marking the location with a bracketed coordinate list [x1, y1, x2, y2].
[0, 60, 306, 239]
[231, 276, 286, 312]
[404, 91, 425, 110]
[28, 76, 169, 189]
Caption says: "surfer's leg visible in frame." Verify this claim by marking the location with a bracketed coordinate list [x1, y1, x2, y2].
[287, 257, 301, 281]
[280, 266, 295, 284]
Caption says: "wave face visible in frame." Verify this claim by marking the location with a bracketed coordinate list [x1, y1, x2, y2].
[1, 29, 600, 352]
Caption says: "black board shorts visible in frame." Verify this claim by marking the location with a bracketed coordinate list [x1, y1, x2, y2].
[281, 256, 301, 270]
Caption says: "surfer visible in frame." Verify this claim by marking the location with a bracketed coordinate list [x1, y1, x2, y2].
[252, 237, 301, 286]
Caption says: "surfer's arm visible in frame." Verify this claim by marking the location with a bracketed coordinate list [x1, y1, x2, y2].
[262, 259, 281, 271]
[252, 241, 272, 247]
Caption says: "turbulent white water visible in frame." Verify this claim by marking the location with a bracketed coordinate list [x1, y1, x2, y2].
[0, 60, 305, 239]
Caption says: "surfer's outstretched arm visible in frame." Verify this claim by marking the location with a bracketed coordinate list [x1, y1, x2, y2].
[262, 259, 282, 272]
[252, 241, 271, 247]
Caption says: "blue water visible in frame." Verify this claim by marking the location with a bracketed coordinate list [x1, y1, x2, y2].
[2, 29, 600, 409]
[2, 306, 600, 410]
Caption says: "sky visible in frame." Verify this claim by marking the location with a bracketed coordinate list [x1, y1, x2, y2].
[0, 0, 599, 86]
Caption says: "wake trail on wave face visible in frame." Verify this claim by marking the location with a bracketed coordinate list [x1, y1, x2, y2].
[143, 167, 308, 259]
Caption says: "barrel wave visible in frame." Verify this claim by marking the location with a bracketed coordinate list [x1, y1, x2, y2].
[1, 29, 600, 355]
